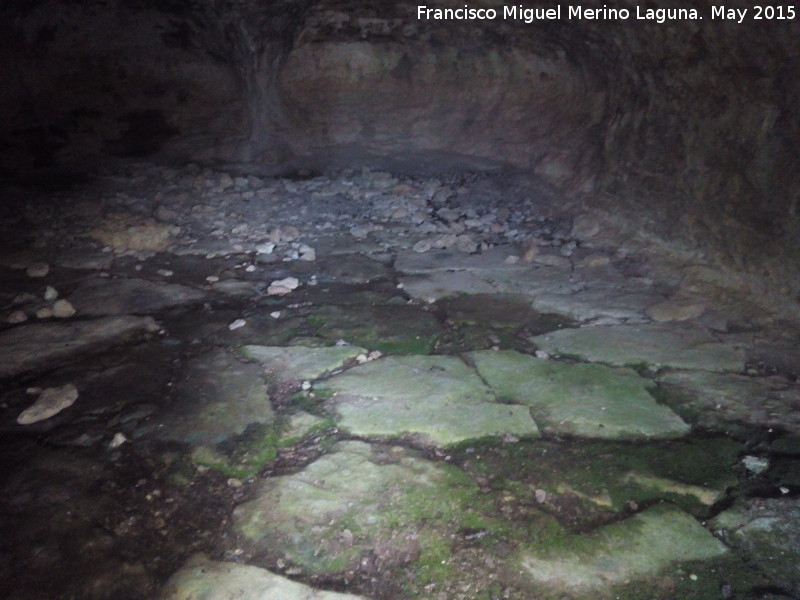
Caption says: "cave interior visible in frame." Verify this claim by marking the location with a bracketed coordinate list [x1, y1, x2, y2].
[1, 1, 800, 599]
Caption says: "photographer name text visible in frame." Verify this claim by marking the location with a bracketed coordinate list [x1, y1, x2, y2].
[417, 5, 797, 24]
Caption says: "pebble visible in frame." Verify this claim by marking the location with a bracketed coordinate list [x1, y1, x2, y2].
[267, 277, 300, 296]
[157, 269, 174, 277]
[455, 234, 478, 253]
[36, 307, 54, 319]
[255, 241, 276, 254]
[17, 383, 79, 425]
[228, 319, 247, 330]
[108, 432, 128, 449]
[44, 286, 59, 301]
[412, 240, 432, 253]
[646, 300, 705, 323]
[298, 244, 316, 261]
[52, 299, 76, 318]
[350, 225, 370, 239]
[7, 310, 27, 324]
[26, 262, 50, 277]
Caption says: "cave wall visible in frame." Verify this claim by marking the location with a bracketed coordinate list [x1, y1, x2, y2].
[1, 0, 798, 294]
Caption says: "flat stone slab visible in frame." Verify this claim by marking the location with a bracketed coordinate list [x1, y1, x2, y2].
[657, 370, 800, 437]
[399, 271, 497, 302]
[159, 555, 370, 600]
[395, 246, 529, 275]
[710, 499, 800, 597]
[141, 349, 274, 476]
[519, 503, 728, 592]
[487, 264, 579, 298]
[240, 345, 365, 386]
[0, 316, 158, 379]
[531, 288, 656, 324]
[317, 355, 539, 447]
[233, 441, 483, 576]
[310, 254, 391, 284]
[471, 350, 689, 440]
[532, 324, 745, 372]
[68, 277, 204, 316]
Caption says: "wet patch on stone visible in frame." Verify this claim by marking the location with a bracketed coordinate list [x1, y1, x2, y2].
[68, 277, 205, 316]
[139, 349, 276, 477]
[657, 370, 800, 439]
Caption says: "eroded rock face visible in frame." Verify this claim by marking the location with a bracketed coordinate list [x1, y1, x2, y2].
[1, 0, 798, 297]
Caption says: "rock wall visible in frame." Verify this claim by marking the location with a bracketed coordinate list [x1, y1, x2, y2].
[1, 0, 798, 295]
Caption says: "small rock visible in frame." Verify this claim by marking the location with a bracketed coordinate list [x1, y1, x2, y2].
[534, 254, 571, 267]
[17, 383, 79, 425]
[434, 234, 458, 249]
[646, 300, 705, 323]
[228, 319, 247, 330]
[580, 253, 611, 268]
[741, 455, 769, 474]
[455, 234, 478, 254]
[7, 310, 27, 324]
[267, 277, 300, 296]
[108, 432, 128, 449]
[36, 307, 53, 319]
[245, 264, 257, 273]
[270, 311, 281, 319]
[52, 299, 76, 318]
[535, 489, 547, 503]
[44, 286, 59, 301]
[26, 262, 50, 278]
[298, 244, 316, 261]
[413, 240, 432, 253]
[205, 275, 219, 283]
[350, 225, 370, 239]
[504, 255, 520, 265]
[255, 241, 276, 254]
[572, 214, 601, 240]
[157, 269, 174, 277]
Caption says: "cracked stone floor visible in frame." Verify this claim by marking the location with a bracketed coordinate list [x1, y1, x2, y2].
[1, 163, 799, 600]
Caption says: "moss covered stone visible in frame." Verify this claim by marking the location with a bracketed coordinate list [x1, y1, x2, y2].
[471, 350, 689, 440]
[317, 355, 539, 447]
[518, 503, 728, 593]
[309, 304, 443, 355]
[232, 441, 495, 578]
[240, 344, 365, 387]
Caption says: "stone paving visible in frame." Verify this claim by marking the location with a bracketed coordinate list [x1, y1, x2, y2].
[0, 163, 798, 600]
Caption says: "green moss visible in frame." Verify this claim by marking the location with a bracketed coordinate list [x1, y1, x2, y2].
[191, 426, 279, 478]
[451, 436, 739, 528]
